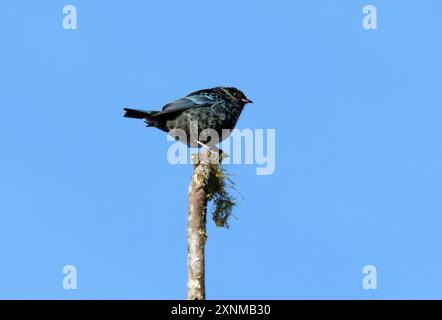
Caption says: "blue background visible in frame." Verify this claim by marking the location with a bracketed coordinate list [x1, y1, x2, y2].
[1, 0, 441, 299]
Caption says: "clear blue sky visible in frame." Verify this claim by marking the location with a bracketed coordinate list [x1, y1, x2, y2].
[1, 0, 441, 299]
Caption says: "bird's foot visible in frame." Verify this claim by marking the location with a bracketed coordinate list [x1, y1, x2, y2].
[195, 141, 226, 160]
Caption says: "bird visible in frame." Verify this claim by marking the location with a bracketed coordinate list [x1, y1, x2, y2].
[123, 87, 253, 148]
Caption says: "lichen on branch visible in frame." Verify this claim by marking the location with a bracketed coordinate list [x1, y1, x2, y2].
[192, 151, 238, 228]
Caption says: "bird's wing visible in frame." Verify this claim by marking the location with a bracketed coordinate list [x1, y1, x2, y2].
[150, 95, 219, 118]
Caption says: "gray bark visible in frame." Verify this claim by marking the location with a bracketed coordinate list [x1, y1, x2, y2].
[187, 151, 220, 300]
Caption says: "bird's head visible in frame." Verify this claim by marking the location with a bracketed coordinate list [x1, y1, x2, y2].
[224, 87, 253, 106]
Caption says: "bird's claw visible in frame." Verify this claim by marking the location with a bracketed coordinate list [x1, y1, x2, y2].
[195, 140, 225, 159]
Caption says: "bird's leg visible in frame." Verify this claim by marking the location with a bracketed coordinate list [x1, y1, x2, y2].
[196, 140, 211, 149]
[195, 140, 225, 159]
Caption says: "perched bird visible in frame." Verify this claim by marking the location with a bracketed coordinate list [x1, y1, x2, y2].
[123, 87, 253, 148]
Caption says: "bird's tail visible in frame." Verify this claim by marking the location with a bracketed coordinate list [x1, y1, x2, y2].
[123, 108, 159, 119]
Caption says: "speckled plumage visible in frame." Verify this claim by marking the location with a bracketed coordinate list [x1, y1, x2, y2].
[124, 87, 252, 147]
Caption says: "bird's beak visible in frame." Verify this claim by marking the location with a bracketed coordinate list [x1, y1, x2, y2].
[242, 98, 253, 104]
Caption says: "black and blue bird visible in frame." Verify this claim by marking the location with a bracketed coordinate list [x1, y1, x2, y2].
[123, 87, 253, 147]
